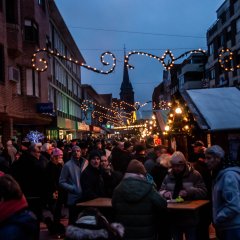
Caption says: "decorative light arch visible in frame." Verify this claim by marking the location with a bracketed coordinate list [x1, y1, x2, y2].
[124, 49, 207, 70]
[32, 48, 116, 74]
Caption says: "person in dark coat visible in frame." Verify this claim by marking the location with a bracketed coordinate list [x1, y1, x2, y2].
[192, 154, 212, 240]
[112, 159, 167, 240]
[110, 141, 132, 174]
[189, 140, 206, 163]
[45, 148, 64, 225]
[100, 155, 122, 197]
[11, 143, 46, 222]
[132, 144, 147, 164]
[81, 151, 106, 200]
[0, 172, 39, 240]
[160, 151, 207, 240]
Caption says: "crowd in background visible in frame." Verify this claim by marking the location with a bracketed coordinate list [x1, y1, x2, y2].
[0, 136, 240, 240]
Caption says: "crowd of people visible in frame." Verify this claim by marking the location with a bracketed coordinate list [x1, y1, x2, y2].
[0, 136, 240, 240]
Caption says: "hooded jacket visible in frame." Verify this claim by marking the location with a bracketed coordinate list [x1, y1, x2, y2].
[212, 166, 240, 230]
[112, 173, 167, 240]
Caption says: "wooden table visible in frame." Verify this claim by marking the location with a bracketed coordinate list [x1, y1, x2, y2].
[77, 198, 209, 229]
[77, 198, 209, 211]
[77, 197, 112, 208]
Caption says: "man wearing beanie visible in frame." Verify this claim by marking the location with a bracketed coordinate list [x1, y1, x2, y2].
[81, 151, 106, 201]
[112, 159, 167, 240]
[159, 151, 207, 239]
[59, 145, 88, 225]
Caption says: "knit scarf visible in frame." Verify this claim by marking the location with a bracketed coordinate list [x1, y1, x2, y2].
[0, 195, 28, 223]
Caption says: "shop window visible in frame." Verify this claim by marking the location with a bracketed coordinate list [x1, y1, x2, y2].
[0, 45, 4, 83]
[5, 0, 18, 24]
[24, 19, 39, 43]
[26, 68, 39, 97]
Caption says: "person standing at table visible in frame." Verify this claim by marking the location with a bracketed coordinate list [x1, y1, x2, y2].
[159, 151, 207, 240]
[205, 145, 240, 240]
[112, 159, 167, 240]
[59, 145, 88, 225]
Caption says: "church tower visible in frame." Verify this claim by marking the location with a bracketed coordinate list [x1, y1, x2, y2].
[120, 51, 135, 108]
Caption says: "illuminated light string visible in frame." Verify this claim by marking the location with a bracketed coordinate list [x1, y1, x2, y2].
[163, 101, 192, 136]
[32, 48, 116, 74]
[113, 124, 145, 129]
[92, 110, 123, 125]
[81, 99, 133, 120]
[124, 49, 206, 70]
[218, 48, 240, 72]
[81, 99, 118, 114]
[92, 110, 120, 121]
[81, 99, 135, 126]
[152, 100, 172, 110]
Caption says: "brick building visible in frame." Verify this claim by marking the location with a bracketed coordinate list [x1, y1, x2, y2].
[0, 0, 52, 144]
[0, 0, 85, 144]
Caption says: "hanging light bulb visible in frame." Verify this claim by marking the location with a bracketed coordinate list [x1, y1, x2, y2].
[175, 107, 182, 114]
[165, 125, 170, 131]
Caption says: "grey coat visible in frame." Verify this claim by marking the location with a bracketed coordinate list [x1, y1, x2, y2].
[59, 157, 88, 205]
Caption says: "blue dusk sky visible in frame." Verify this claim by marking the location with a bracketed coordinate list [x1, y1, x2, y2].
[55, 0, 224, 108]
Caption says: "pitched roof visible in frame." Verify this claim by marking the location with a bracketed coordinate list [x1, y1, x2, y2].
[184, 87, 240, 131]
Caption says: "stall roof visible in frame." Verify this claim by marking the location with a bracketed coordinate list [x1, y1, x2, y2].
[185, 87, 240, 131]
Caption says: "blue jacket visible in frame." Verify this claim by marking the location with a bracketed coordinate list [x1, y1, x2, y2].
[0, 209, 38, 240]
[212, 167, 240, 230]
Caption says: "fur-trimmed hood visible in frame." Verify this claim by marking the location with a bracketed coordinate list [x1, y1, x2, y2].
[65, 214, 124, 240]
[66, 225, 108, 239]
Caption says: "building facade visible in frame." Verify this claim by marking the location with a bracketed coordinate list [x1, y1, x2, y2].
[0, 0, 87, 144]
[206, 0, 240, 87]
[47, 0, 85, 141]
[0, 0, 52, 144]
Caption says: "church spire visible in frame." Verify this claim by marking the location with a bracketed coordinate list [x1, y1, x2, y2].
[120, 46, 134, 105]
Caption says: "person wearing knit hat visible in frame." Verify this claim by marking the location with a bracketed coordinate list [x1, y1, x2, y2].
[112, 159, 167, 240]
[170, 151, 187, 165]
[59, 144, 88, 225]
[205, 145, 240, 240]
[126, 159, 147, 176]
[80, 151, 105, 201]
[159, 150, 207, 240]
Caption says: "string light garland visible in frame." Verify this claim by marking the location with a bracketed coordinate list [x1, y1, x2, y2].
[32, 48, 116, 74]
[81, 98, 137, 126]
[164, 101, 193, 136]
[152, 100, 172, 110]
[124, 49, 206, 70]
[218, 48, 240, 72]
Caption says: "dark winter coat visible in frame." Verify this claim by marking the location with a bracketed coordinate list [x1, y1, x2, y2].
[0, 209, 39, 240]
[81, 164, 106, 200]
[112, 173, 167, 240]
[110, 147, 132, 174]
[160, 163, 207, 200]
